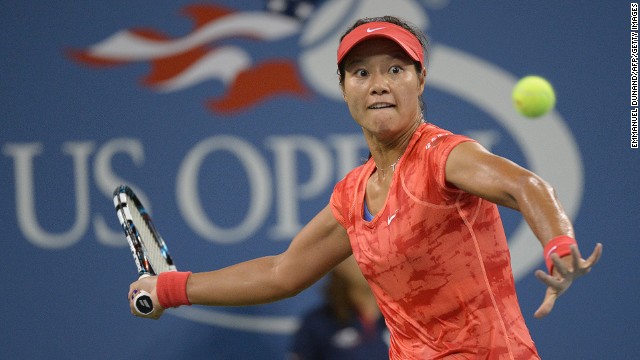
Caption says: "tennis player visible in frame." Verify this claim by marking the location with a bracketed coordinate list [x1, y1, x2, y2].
[129, 16, 602, 359]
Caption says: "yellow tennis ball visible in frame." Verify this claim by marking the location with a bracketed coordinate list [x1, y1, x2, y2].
[512, 75, 556, 118]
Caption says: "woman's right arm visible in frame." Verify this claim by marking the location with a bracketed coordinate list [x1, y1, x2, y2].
[128, 204, 352, 316]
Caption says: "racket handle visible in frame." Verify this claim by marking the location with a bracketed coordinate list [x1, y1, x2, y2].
[133, 290, 155, 315]
[133, 273, 154, 315]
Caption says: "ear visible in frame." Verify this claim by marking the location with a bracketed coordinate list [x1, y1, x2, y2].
[417, 67, 427, 95]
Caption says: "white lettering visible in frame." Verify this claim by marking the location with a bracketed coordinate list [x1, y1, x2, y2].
[266, 136, 333, 239]
[2, 142, 93, 249]
[93, 138, 150, 247]
[3, 133, 367, 249]
[328, 134, 368, 179]
[176, 136, 271, 244]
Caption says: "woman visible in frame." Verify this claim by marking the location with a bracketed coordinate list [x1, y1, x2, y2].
[129, 16, 602, 359]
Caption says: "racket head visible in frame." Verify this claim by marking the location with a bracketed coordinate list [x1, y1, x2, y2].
[113, 185, 177, 277]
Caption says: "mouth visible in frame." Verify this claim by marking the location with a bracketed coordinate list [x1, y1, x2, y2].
[368, 102, 395, 110]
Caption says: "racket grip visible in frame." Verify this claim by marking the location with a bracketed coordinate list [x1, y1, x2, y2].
[133, 290, 155, 315]
[133, 273, 154, 315]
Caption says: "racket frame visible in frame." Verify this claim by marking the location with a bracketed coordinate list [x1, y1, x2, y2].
[113, 185, 176, 314]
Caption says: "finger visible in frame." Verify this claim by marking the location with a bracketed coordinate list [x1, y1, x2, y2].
[129, 299, 139, 316]
[128, 285, 141, 301]
[130, 288, 141, 302]
[550, 253, 570, 278]
[574, 243, 603, 277]
[128, 284, 145, 317]
[534, 288, 558, 319]
[584, 243, 603, 267]
[570, 244, 582, 271]
[535, 269, 563, 289]
[536, 269, 571, 298]
[128, 280, 141, 299]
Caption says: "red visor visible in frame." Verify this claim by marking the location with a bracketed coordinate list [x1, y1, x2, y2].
[337, 22, 424, 67]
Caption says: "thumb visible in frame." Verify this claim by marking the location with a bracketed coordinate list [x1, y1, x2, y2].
[534, 287, 558, 319]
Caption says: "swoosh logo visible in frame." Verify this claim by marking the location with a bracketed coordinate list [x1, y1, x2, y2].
[387, 212, 397, 225]
[367, 27, 385, 33]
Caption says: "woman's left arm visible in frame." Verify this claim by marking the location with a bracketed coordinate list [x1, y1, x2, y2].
[444, 141, 602, 318]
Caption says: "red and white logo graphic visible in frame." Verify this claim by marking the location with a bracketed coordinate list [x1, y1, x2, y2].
[69, 4, 309, 114]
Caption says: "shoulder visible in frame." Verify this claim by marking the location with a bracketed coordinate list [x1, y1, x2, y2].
[330, 161, 371, 227]
[401, 123, 477, 200]
[405, 123, 475, 171]
[415, 122, 473, 151]
[334, 161, 369, 190]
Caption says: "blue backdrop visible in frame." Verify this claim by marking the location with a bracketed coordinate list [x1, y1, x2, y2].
[1, 1, 637, 359]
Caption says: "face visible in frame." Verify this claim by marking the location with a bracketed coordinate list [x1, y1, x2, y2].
[341, 38, 425, 139]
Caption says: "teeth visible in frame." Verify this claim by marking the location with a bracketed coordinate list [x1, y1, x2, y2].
[369, 104, 393, 109]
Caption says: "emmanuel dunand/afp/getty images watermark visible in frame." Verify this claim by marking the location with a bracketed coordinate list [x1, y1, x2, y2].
[631, 3, 638, 148]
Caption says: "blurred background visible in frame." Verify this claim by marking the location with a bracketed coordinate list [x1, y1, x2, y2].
[1, 1, 637, 359]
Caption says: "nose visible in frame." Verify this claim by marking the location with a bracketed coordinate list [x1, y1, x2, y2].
[369, 72, 389, 95]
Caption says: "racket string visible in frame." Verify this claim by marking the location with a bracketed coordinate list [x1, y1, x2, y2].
[129, 204, 172, 274]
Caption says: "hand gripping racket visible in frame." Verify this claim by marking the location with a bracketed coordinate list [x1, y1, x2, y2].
[113, 185, 176, 315]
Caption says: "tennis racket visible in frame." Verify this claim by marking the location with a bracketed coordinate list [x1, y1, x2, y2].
[113, 185, 176, 315]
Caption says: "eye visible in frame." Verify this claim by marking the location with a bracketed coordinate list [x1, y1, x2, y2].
[357, 69, 369, 77]
[390, 66, 402, 74]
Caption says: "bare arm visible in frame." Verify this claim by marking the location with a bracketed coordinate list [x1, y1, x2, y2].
[129, 204, 352, 317]
[188, 205, 352, 306]
[445, 141, 573, 242]
[445, 141, 602, 318]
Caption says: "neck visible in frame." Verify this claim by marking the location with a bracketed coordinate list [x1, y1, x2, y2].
[369, 114, 424, 180]
[375, 155, 401, 180]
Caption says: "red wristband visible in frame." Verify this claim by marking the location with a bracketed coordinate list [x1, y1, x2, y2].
[543, 235, 577, 274]
[157, 271, 192, 309]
